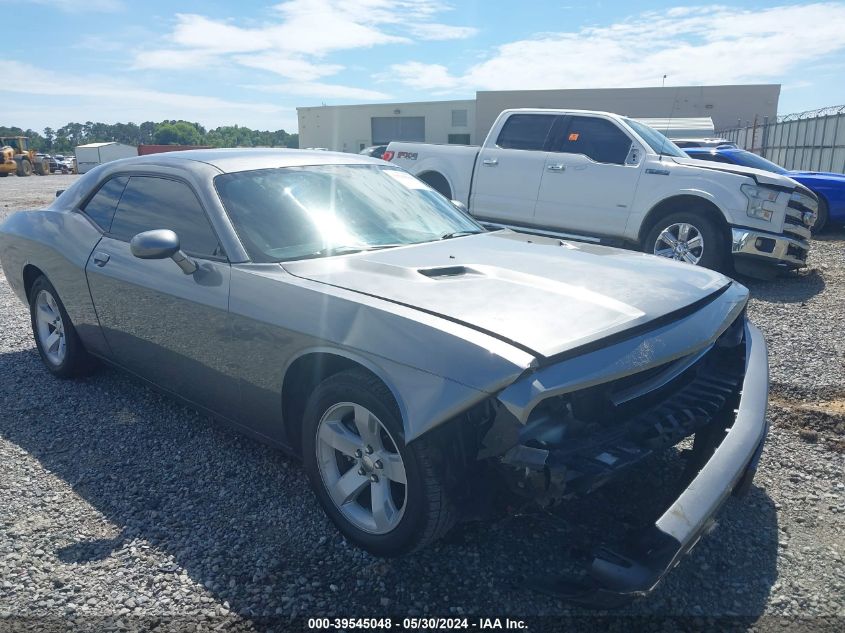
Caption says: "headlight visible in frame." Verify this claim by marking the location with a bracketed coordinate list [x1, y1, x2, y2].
[741, 183, 779, 221]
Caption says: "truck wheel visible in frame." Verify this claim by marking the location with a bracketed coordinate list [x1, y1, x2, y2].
[16, 159, 33, 177]
[302, 368, 456, 556]
[811, 198, 829, 235]
[34, 160, 48, 176]
[645, 211, 725, 272]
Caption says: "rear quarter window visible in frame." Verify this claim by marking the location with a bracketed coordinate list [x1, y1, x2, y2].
[80, 176, 129, 231]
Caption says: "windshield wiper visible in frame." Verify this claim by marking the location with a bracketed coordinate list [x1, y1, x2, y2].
[439, 230, 482, 240]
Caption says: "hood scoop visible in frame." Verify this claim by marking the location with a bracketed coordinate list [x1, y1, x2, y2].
[418, 265, 481, 279]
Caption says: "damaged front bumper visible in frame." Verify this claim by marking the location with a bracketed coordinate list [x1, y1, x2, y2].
[478, 287, 768, 605]
[576, 322, 768, 606]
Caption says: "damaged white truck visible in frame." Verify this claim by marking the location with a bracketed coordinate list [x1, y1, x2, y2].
[386, 109, 818, 277]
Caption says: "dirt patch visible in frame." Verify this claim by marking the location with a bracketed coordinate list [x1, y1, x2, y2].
[769, 394, 845, 452]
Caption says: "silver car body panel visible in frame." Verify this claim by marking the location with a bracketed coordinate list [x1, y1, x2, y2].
[284, 230, 731, 359]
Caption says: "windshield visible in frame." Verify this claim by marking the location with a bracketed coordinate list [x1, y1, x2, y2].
[624, 119, 687, 158]
[725, 150, 789, 175]
[215, 164, 484, 263]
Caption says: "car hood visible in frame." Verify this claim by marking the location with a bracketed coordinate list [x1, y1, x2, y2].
[282, 231, 735, 359]
[671, 156, 799, 189]
[788, 170, 845, 183]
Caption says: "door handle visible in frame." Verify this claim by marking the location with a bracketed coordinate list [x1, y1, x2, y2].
[92, 251, 110, 267]
[546, 164, 566, 171]
[482, 158, 498, 166]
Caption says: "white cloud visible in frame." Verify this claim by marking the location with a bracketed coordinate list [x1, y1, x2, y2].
[26, 0, 123, 11]
[135, 1, 475, 83]
[387, 3, 845, 92]
[384, 62, 460, 91]
[3, 62, 291, 130]
[246, 82, 390, 100]
[233, 54, 344, 81]
[407, 23, 478, 41]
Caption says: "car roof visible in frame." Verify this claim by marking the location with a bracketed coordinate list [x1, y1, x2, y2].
[123, 148, 384, 173]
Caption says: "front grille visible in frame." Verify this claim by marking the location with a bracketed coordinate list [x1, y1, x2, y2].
[514, 314, 748, 494]
[788, 191, 818, 228]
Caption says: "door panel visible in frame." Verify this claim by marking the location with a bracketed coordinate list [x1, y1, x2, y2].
[470, 147, 548, 222]
[534, 154, 642, 234]
[85, 237, 238, 419]
[534, 115, 643, 235]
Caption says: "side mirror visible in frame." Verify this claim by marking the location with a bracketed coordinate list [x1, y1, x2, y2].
[626, 146, 641, 165]
[130, 229, 197, 274]
[451, 199, 468, 213]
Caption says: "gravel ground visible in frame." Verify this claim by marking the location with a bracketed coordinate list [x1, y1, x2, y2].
[0, 175, 843, 631]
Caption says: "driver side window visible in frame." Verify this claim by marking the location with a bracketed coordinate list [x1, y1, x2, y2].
[554, 116, 632, 165]
[109, 176, 224, 259]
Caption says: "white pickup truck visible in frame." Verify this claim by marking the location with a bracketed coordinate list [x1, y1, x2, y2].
[386, 109, 818, 276]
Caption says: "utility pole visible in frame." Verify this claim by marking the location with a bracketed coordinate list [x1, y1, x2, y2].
[662, 74, 667, 87]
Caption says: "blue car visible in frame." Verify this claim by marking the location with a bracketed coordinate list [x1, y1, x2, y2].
[685, 146, 845, 233]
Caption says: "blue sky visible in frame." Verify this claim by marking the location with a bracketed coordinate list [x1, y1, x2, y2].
[8, 1, 845, 132]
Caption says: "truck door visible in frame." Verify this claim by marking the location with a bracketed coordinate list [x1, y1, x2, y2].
[533, 115, 643, 236]
[469, 113, 559, 223]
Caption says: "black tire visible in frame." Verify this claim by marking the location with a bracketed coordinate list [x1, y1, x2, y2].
[29, 275, 96, 379]
[302, 368, 456, 556]
[644, 210, 727, 272]
[811, 197, 829, 235]
[0, 172, 8, 177]
[16, 159, 32, 177]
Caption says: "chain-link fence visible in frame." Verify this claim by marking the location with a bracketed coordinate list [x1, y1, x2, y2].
[717, 104, 845, 174]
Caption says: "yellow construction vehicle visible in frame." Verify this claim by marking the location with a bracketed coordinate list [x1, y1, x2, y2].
[0, 136, 49, 177]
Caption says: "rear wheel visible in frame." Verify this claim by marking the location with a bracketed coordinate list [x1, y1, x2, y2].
[302, 369, 456, 556]
[811, 197, 829, 235]
[29, 276, 96, 378]
[644, 211, 726, 272]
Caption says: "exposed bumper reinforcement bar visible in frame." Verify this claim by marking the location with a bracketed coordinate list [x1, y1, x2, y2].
[535, 323, 769, 607]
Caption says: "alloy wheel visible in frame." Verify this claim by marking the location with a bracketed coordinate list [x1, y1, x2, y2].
[35, 289, 67, 366]
[653, 222, 704, 265]
[315, 402, 407, 534]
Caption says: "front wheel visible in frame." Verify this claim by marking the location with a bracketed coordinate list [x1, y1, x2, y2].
[16, 159, 33, 177]
[644, 211, 726, 272]
[302, 369, 456, 556]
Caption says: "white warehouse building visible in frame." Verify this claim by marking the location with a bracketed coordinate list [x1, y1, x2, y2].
[297, 84, 780, 152]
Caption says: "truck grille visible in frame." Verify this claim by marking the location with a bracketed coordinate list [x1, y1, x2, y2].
[784, 207, 812, 241]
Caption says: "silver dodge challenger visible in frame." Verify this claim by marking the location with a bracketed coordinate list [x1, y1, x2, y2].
[0, 149, 769, 605]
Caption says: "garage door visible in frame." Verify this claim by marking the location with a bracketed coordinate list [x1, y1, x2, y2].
[371, 117, 425, 145]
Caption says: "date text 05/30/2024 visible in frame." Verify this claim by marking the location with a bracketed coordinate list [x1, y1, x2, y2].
[307, 617, 528, 630]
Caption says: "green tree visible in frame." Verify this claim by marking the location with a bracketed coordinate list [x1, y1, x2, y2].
[153, 121, 202, 145]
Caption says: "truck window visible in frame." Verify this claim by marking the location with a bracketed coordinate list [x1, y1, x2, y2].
[555, 116, 632, 165]
[495, 114, 557, 151]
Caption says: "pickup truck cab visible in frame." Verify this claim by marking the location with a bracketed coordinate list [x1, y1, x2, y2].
[386, 109, 818, 276]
